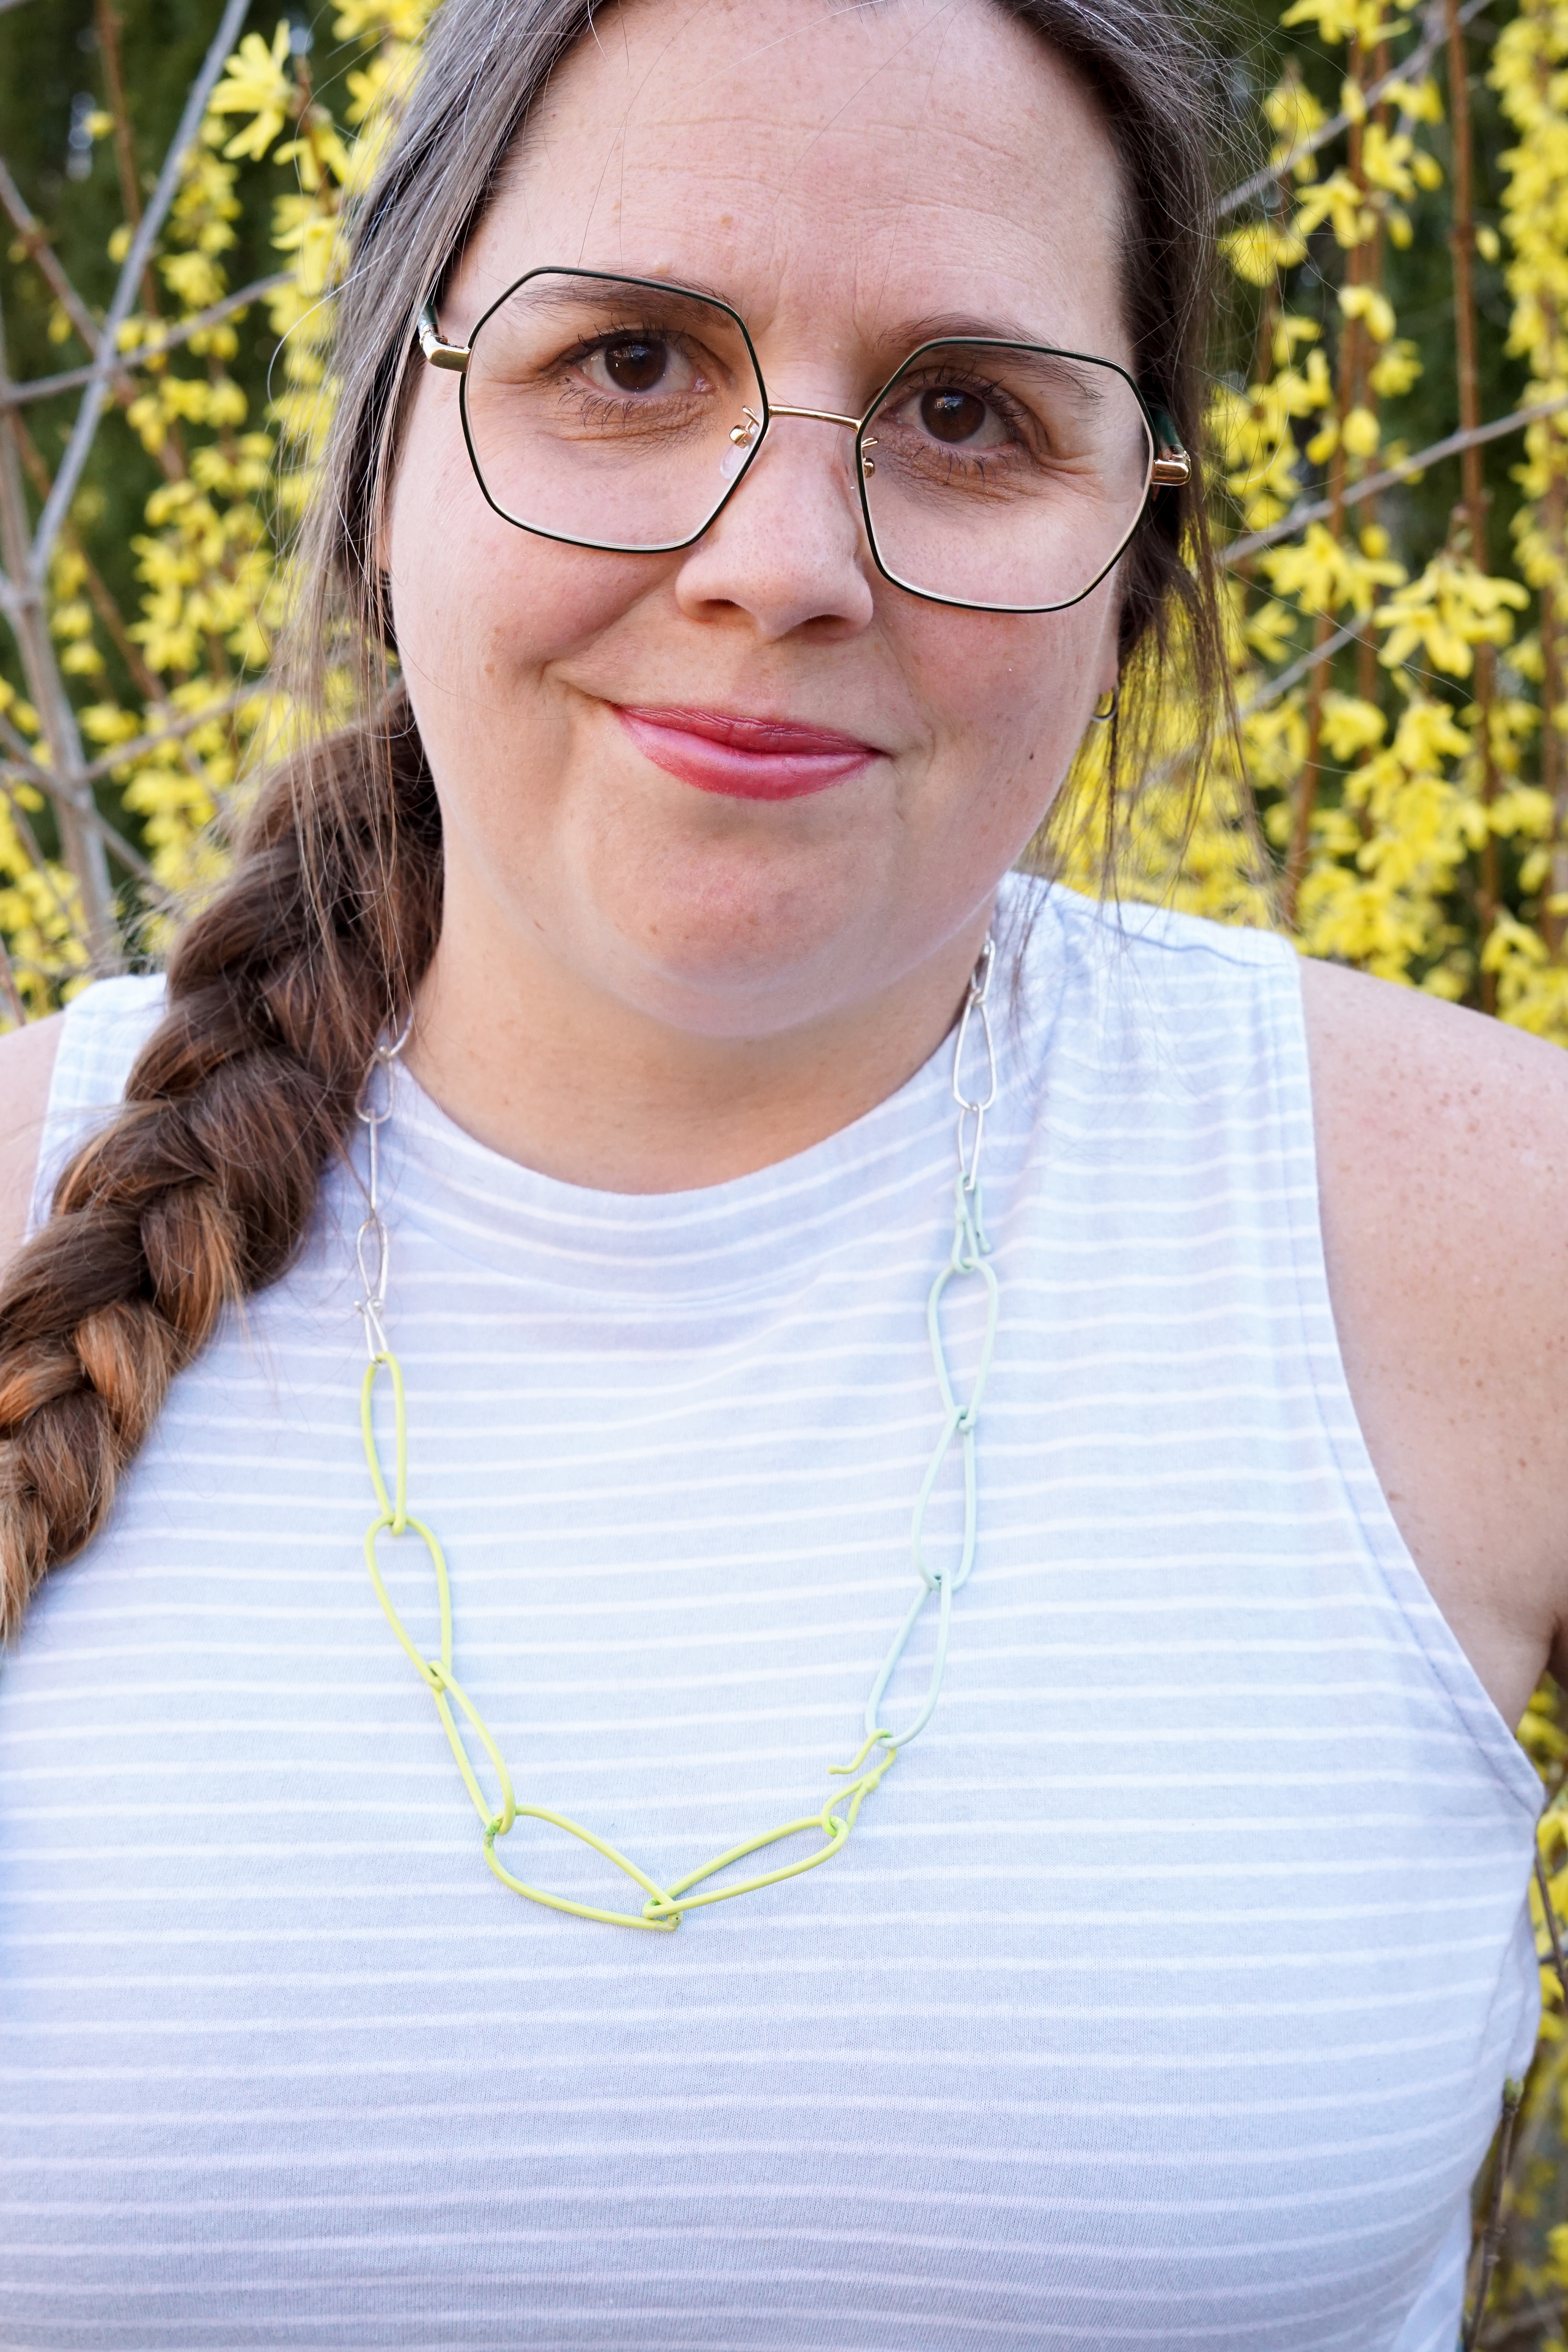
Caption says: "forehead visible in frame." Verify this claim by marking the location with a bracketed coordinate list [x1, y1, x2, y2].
[461, 0, 1129, 364]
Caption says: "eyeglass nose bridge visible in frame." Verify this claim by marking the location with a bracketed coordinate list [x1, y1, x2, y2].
[730, 404, 880, 475]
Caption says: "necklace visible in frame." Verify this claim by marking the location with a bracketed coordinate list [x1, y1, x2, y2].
[353, 938, 1001, 1930]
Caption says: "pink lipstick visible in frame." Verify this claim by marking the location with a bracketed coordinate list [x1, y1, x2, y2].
[615, 705, 879, 801]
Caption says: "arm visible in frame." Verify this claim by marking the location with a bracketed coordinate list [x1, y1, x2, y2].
[0, 1014, 64, 1286]
[1302, 958, 1568, 1729]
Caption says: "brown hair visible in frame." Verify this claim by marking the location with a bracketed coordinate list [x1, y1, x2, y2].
[0, 0, 1234, 1639]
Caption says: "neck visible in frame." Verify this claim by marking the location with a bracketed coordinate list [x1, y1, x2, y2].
[404, 889, 996, 1195]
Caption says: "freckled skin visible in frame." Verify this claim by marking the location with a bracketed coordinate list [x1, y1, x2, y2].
[5, 0, 1568, 1733]
[1304, 960, 1568, 1726]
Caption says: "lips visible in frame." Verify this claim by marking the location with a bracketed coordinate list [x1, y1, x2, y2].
[614, 704, 880, 801]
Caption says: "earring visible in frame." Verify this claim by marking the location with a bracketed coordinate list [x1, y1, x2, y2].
[1090, 686, 1119, 724]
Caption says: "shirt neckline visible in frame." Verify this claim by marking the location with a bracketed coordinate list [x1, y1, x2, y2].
[365, 877, 1062, 1300]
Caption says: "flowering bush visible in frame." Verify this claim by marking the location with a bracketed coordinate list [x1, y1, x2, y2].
[1, 0, 1566, 2329]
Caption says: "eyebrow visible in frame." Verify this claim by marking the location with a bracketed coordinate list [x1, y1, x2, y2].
[884, 310, 1061, 348]
[516, 278, 1075, 348]
[499, 275, 1109, 370]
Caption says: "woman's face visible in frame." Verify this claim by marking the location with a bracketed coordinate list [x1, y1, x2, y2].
[387, 0, 1133, 1042]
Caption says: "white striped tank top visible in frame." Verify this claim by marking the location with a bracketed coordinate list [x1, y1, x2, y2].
[0, 878, 1542, 2352]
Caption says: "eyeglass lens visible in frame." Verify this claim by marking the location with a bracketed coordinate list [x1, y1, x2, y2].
[460, 272, 1155, 611]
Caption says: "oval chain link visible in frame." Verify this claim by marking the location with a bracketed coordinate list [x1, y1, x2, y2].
[355, 943, 1000, 1928]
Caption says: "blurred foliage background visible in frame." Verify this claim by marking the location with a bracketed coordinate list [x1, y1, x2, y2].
[1, 0, 1567, 2334]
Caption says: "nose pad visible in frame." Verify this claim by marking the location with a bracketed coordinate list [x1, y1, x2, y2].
[719, 407, 764, 483]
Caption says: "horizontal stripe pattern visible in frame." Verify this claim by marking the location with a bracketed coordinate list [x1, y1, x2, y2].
[0, 878, 1541, 2352]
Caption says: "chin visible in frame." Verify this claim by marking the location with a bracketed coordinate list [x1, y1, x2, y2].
[586, 844, 891, 1036]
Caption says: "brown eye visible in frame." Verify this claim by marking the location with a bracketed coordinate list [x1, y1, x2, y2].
[920, 387, 987, 443]
[603, 338, 669, 392]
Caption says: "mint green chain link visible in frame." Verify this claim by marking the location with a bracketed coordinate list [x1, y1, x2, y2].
[356, 948, 1000, 1930]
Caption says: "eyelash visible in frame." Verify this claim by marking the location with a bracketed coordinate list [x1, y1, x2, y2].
[542, 332, 1043, 467]
[549, 325, 709, 430]
[885, 366, 1038, 469]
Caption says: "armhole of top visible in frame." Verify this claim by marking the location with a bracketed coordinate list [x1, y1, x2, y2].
[1264, 942, 1543, 1821]
[26, 974, 170, 1241]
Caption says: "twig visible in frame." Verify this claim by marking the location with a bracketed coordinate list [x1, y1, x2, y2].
[0, 702, 50, 783]
[1481, 2296, 1568, 2347]
[1218, 0, 1491, 216]
[1248, 618, 1365, 710]
[0, 778, 87, 942]
[1130, 617, 1365, 804]
[79, 681, 269, 781]
[1535, 1845, 1568, 1998]
[0, 928, 26, 1026]
[1443, 0, 1499, 1002]
[0, 275, 292, 412]
[1222, 393, 1568, 566]
[0, 761, 171, 903]
[0, 293, 117, 965]
[1462, 2078, 1524, 2352]
[0, 159, 102, 353]
[28, 0, 252, 586]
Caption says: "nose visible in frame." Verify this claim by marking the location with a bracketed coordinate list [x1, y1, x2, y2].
[672, 407, 876, 641]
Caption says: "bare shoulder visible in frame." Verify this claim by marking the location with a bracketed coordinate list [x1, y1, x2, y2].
[1301, 955, 1568, 1188]
[0, 1015, 64, 1282]
[1299, 956, 1568, 1720]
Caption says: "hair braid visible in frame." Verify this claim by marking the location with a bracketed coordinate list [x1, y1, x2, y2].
[0, 707, 442, 1640]
[2, 0, 1229, 1640]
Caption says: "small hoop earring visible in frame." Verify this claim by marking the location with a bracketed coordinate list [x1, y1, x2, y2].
[1090, 686, 1119, 724]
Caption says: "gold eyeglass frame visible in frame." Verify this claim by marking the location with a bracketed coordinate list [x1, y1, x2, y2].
[416, 265, 1192, 617]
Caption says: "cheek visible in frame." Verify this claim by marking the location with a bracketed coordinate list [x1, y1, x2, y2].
[894, 595, 1113, 795]
[385, 387, 657, 703]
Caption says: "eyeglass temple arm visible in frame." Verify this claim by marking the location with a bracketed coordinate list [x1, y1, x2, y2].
[417, 298, 470, 373]
[1150, 406, 1191, 488]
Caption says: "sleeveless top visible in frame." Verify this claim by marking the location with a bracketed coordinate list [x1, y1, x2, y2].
[0, 879, 1542, 2352]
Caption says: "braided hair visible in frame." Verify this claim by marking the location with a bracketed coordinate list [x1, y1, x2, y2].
[0, 0, 1236, 1639]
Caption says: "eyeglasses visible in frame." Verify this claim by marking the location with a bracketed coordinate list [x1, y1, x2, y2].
[417, 267, 1190, 616]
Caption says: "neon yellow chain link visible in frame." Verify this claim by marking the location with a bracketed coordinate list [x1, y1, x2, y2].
[356, 943, 999, 1929]
[361, 1351, 902, 1929]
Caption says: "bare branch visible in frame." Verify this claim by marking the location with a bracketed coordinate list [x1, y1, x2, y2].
[0, 778, 88, 943]
[0, 927, 26, 1026]
[1218, 0, 1490, 217]
[1221, 391, 1568, 567]
[27, 0, 252, 586]
[79, 681, 270, 782]
[0, 702, 51, 782]
[0, 295, 118, 965]
[0, 159, 102, 352]
[1463, 2079, 1524, 2350]
[1241, 618, 1364, 709]
[0, 275, 290, 411]
[1, 758, 173, 903]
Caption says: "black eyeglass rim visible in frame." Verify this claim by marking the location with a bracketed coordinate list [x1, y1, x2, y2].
[443, 263, 1169, 616]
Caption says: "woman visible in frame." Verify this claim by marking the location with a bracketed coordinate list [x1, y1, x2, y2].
[2, 0, 1565, 2341]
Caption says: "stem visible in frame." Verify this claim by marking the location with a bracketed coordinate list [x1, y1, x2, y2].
[1284, 610, 1334, 924]
[0, 274, 289, 411]
[0, 301, 118, 972]
[1218, 0, 1492, 216]
[1284, 42, 1367, 927]
[1445, 0, 1499, 1004]
[1543, 472, 1565, 955]
[27, 0, 251, 585]
[1461, 2077, 1524, 2350]
[0, 925, 26, 1025]
[0, 158, 102, 353]
[1226, 391, 1568, 564]
[10, 410, 164, 702]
